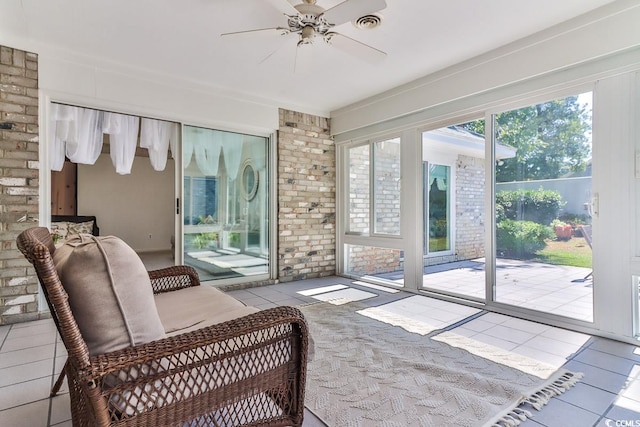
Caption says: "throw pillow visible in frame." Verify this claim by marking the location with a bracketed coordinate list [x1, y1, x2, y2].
[53, 234, 165, 355]
[68, 220, 94, 236]
[50, 222, 69, 241]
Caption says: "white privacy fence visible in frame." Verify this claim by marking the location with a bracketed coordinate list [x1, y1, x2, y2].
[496, 176, 592, 217]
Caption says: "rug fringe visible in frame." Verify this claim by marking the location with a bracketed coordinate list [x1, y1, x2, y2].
[490, 371, 584, 427]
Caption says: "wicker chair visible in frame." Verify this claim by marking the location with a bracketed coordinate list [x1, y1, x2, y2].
[17, 227, 309, 427]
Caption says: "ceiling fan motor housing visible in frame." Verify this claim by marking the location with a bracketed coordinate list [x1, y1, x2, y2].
[290, 2, 333, 43]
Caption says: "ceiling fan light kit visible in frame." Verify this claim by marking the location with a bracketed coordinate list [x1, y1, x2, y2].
[222, 0, 387, 63]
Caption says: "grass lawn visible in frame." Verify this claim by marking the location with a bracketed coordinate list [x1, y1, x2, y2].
[429, 236, 450, 252]
[534, 236, 592, 268]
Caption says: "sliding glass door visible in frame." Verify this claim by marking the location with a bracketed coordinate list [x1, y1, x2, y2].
[420, 125, 488, 300]
[492, 92, 593, 321]
[182, 125, 269, 282]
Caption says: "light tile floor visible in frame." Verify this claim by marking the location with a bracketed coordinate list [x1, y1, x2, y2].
[1, 276, 639, 427]
[375, 257, 595, 321]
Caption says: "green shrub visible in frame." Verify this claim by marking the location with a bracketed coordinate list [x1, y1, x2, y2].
[229, 232, 241, 248]
[496, 203, 506, 223]
[496, 188, 565, 225]
[558, 213, 589, 226]
[429, 218, 448, 238]
[496, 219, 554, 257]
[190, 232, 218, 249]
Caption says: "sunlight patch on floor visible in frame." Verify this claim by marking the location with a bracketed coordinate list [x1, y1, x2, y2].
[296, 284, 348, 296]
[310, 288, 377, 305]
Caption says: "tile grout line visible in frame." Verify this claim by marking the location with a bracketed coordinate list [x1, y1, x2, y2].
[0, 324, 12, 351]
[47, 332, 62, 427]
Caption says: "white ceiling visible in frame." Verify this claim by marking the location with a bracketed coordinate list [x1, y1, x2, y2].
[0, 0, 617, 116]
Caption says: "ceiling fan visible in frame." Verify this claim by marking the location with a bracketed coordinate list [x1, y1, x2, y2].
[221, 0, 387, 64]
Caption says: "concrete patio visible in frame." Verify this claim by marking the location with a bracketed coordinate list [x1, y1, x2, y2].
[375, 257, 594, 322]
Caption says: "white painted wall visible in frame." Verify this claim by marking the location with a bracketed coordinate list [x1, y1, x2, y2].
[38, 54, 279, 134]
[77, 154, 175, 252]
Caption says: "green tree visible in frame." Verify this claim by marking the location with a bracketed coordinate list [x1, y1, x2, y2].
[461, 96, 591, 182]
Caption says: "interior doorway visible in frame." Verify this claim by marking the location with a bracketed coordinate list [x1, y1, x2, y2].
[48, 102, 177, 270]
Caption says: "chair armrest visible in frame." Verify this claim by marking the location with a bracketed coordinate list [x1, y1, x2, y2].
[148, 265, 200, 294]
[79, 306, 309, 426]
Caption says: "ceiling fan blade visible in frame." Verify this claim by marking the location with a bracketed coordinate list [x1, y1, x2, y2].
[221, 27, 290, 40]
[265, 0, 299, 15]
[326, 32, 386, 64]
[258, 32, 299, 65]
[323, 0, 386, 26]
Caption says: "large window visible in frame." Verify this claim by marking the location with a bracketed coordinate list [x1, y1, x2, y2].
[335, 67, 640, 342]
[347, 137, 401, 236]
[343, 136, 403, 287]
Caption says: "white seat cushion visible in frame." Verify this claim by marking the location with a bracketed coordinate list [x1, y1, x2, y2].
[154, 286, 260, 336]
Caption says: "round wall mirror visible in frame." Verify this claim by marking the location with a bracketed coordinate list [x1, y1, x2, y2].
[241, 159, 259, 201]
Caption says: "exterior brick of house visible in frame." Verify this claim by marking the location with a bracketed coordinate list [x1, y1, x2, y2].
[0, 46, 41, 325]
[454, 154, 486, 261]
[277, 109, 336, 281]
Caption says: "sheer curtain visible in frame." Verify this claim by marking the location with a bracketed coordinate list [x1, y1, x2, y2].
[49, 103, 76, 171]
[104, 112, 140, 175]
[64, 107, 104, 166]
[188, 127, 222, 176]
[49, 102, 177, 174]
[50, 104, 104, 170]
[221, 132, 243, 180]
[184, 128, 247, 178]
[140, 118, 178, 172]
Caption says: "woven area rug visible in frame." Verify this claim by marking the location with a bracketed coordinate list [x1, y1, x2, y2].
[300, 302, 582, 427]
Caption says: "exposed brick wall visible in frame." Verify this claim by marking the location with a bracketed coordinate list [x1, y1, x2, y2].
[278, 109, 335, 281]
[373, 139, 401, 235]
[0, 46, 40, 325]
[455, 154, 485, 260]
[348, 144, 369, 233]
[346, 245, 403, 276]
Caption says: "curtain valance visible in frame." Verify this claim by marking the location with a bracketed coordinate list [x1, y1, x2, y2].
[49, 103, 177, 175]
[49, 104, 248, 178]
[183, 126, 246, 179]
